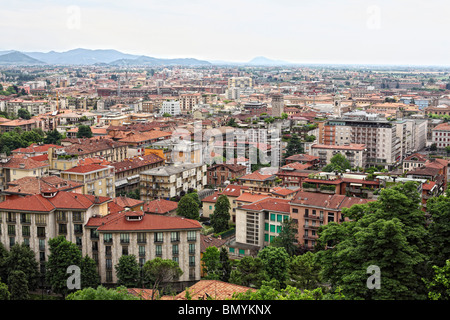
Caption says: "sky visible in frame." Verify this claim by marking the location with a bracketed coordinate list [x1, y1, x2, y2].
[1, 0, 450, 66]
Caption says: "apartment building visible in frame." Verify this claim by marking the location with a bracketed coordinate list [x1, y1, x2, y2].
[111, 154, 165, 194]
[179, 93, 202, 113]
[0, 155, 50, 189]
[160, 100, 181, 116]
[61, 164, 115, 198]
[432, 122, 450, 149]
[0, 191, 111, 273]
[85, 211, 202, 285]
[231, 197, 291, 257]
[206, 163, 247, 187]
[228, 77, 252, 89]
[310, 143, 367, 169]
[290, 191, 373, 250]
[323, 116, 401, 168]
[139, 163, 207, 201]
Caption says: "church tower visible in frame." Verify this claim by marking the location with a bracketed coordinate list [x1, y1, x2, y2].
[271, 92, 284, 118]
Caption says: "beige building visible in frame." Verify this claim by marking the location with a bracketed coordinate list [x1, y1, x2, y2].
[85, 211, 202, 285]
[310, 143, 367, 169]
[228, 77, 252, 89]
[0, 191, 111, 273]
[61, 164, 115, 198]
[140, 163, 207, 201]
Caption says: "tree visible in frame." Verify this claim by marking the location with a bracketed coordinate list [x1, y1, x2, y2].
[257, 246, 290, 287]
[66, 286, 140, 300]
[5, 243, 39, 291]
[17, 108, 31, 120]
[8, 270, 29, 300]
[177, 194, 200, 220]
[424, 260, 450, 300]
[270, 217, 299, 256]
[0, 243, 9, 284]
[284, 133, 303, 159]
[0, 278, 10, 300]
[322, 153, 351, 173]
[76, 125, 93, 139]
[80, 255, 100, 289]
[288, 252, 322, 290]
[142, 258, 183, 300]
[316, 181, 429, 300]
[426, 190, 450, 267]
[219, 247, 231, 282]
[229, 256, 268, 288]
[231, 284, 344, 300]
[201, 246, 221, 280]
[44, 129, 63, 145]
[187, 192, 201, 207]
[210, 194, 231, 233]
[46, 236, 83, 298]
[115, 255, 140, 288]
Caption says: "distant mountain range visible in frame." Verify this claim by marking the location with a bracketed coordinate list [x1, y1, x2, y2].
[0, 48, 295, 66]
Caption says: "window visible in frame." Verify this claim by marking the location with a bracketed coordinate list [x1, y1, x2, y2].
[292, 208, 298, 213]
[189, 243, 195, 254]
[137, 233, 146, 244]
[155, 245, 162, 256]
[122, 246, 128, 256]
[74, 224, 83, 234]
[21, 213, 31, 224]
[187, 231, 196, 241]
[189, 256, 195, 267]
[229, 247, 235, 253]
[277, 214, 283, 222]
[270, 213, 275, 221]
[8, 225, 16, 236]
[22, 226, 30, 237]
[172, 244, 179, 255]
[154, 232, 164, 243]
[104, 233, 113, 243]
[171, 231, 180, 242]
[39, 239, 45, 251]
[90, 229, 99, 240]
[120, 233, 130, 244]
[328, 212, 335, 223]
[9, 237, 15, 247]
[264, 223, 269, 231]
[37, 227, 45, 237]
[270, 224, 275, 233]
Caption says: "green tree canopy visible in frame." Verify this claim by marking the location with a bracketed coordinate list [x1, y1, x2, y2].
[201, 246, 221, 280]
[210, 194, 231, 233]
[142, 258, 183, 300]
[66, 285, 140, 300]
[76, 125, 93, 139]
[270, 217, 299, 256]
[80, 255, 100, 289]
[322, 153, 351, 173]
[287, 252, 322, 290]
[257, 246, 290, 287]
[177, 194, 200, 220]
[46, 236, 83, 298]
[115, 255, 141, 288]
[284, 133, 303, 159]
[17, 108, 31, 120]
[316, 181, 429, 300]
[229, 256, 269, 289]
[5, 243, 39, 291]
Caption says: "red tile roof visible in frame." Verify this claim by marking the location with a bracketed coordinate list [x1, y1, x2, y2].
[290, 191, 373, 209]
[63, 163, 110, 174]
[239, 197, 291, 213]
[114, 196, 144, 209]
[111, 154, 164, 172]
[95, 212, 202, 232]
[172, 280, 255, 300]
[1, 155, 49, 170]
[144, 199, 178, 214]
[0, 191, 110, 212]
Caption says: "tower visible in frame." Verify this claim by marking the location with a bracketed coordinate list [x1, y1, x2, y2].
[333, 92, 342, 117]
[271, 93, 284, 118]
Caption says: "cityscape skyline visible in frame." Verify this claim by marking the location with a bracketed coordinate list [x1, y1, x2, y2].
[1, 0, 450, 66]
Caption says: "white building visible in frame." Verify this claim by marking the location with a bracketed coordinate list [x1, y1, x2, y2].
[161, 100, 181, 116]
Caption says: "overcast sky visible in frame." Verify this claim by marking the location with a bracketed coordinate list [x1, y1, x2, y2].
[1, 0, 449, 66]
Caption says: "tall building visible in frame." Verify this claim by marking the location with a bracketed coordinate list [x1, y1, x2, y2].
[160, 100, 181, 116]
[323, 115, 401, 168]
[228, 77, 252, 89]
[271, 93, 284, 118]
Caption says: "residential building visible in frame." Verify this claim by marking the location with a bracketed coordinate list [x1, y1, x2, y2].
[111, 154, 165, 195]
[160, 100, 181, 116]
[231, 197, 291, 256]
[61, 164, 115, 198]
[228, 77, 252, 89]
[143, 198, 178, 216]
[0, 191, 111, 273]
[310, 143, 367, 169]
[206, 163, 247, 187]
[236, 170, 277, 193]
[85, 211, 202, 285]
[140, 163, 207, 201]
[432, 122, 450, 149]
[290, 191, 373, 250]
